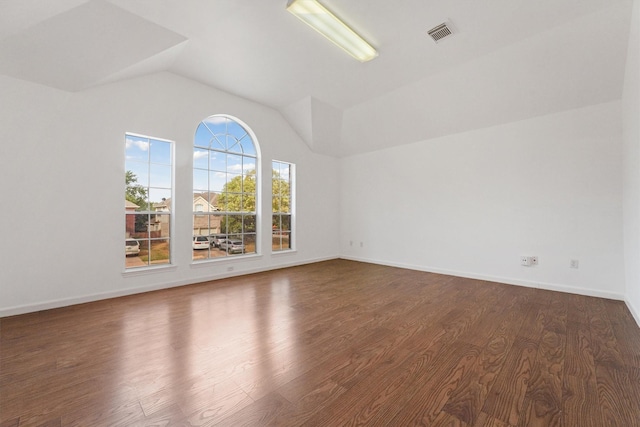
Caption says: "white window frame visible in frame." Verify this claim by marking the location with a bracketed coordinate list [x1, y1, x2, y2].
[192, 115, 261, 262]
[124, 132, 174, 270]
[272, 160, 295, 253]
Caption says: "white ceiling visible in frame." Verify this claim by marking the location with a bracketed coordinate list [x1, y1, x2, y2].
[0, 0, 634, 156]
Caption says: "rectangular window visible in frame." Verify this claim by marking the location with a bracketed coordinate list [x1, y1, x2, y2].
[125, 133, 173, 269]
[272, 160, 294, 252]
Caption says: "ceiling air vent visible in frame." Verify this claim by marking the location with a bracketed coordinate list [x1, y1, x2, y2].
[427, 22, 454, 43]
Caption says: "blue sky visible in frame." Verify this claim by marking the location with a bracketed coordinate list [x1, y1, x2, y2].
[193, 117, 257, 193]
[125, 134, 172, 203]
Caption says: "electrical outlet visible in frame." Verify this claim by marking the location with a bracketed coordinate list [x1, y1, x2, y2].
[570, 259, 579, 269]
[521, 256, 532, 266]
[531, 256, 538, 265]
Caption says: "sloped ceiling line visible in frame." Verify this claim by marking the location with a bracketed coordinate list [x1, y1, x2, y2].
[0, 0, 188, 92]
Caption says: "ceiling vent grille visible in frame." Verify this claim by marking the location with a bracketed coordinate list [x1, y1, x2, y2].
[427, 22, 454, 43]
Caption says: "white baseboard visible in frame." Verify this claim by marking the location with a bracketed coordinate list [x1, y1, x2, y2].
[3, 255, 633, 322]
[340, 255, 626, 301]
[626, 298, 640, 328]
[0, 256, 338, 318]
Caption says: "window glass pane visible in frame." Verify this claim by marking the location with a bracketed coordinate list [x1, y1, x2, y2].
[125, 135, 150, 162]
[149, 188, 171, 205]
[210, 134, 225, 151]
[126, 162, 149, 187]
[193, 214, 210, 236]
[192, 237, 210, 261]
[240, 141, 256, 156]
[243, 173, 256, 194]
[272, 231, 282, 251]
[209, 171, 226, 192]
[226, 214, 243, 233]
[210, 246, 226, 258]
[272, 215, 281, 230]
[210, 151, 226, 172]
[149, 239, 170, 265]
[138, 239, 150, 264]
[244, 234, 257, 254]
[194, 123, 213, 148]
[203, 116, 227, 134]
[227, 121, 247, 141]
[242, 193, 256, 212]
[125, 237, 143, 268]
[279, 163, 290, 180]
[281, 214, 291, 231]
[194, 148, 208, 169]
[150, 140, 171, 165]
[211, 196, 224, 213]
[227, 137, 242, 153]
[243, 156, 255, 171]
[193, 169, 208, 192]
[227, 154, 242, 173]
[281, 193, 291, 213]
[210, 213, 224, 234]
[226, 173, 242, 194]
[281, 232, 291, 250]
[133, 213, 150, 234]
[149, 164, 171, 189]
[153, 213, 171, 237]
[243, 215, 256, 233]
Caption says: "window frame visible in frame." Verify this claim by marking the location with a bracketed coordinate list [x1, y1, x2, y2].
[192, 115, 261, 262]
[124, 132, 174, 270]
[272, 160, 295, 253]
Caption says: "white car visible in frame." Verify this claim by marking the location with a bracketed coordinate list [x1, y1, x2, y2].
[125, 239, 140, 256]
[193, 236, 210, 250]
[219, 239, 245, 254]
[208, 234, 227, 248]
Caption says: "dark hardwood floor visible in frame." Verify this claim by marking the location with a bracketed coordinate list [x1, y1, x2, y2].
[1, 259, 639, 426]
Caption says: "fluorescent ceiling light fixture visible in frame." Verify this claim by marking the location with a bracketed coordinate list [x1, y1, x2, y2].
[286, 0, 378, 62]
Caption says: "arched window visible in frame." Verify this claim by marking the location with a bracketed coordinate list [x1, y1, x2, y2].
[193, 115, 259, 260]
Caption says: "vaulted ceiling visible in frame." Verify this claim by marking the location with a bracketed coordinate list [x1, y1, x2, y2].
[0, 0, 633, 156]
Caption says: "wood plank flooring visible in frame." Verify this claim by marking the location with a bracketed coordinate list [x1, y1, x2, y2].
[1, 259, 639, 426]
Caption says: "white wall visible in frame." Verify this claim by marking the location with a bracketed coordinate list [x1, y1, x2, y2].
[340, 101, 625, 299]
[623, 0, 640, 324]
[0, 72, 340, 316]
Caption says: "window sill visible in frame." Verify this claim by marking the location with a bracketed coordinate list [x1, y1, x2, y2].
[190, 253, 263, 268]
[122, 264, 178, 277]
[272, 249, 297, 256]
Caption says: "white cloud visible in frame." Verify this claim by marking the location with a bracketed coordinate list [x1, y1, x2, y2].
[125, 137, 149, 151]
[203, 116, 228, 126]
[193, 151, 208, 160]
[226, 163, 255, 173]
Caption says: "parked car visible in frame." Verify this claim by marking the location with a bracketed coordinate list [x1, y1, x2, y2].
[219, 239, 245, 254]
[125, 239, 140, 256]
[193, 235, 210, 250]
[208, 234, 227, 248]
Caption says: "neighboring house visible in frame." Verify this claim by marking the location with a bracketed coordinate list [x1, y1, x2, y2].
[193, 192, 222, 236]
[126, 199, 168, 238]
[127, 194, 222, 239]
[153, 198, 170, 238]
[125, 200, 139, 238]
